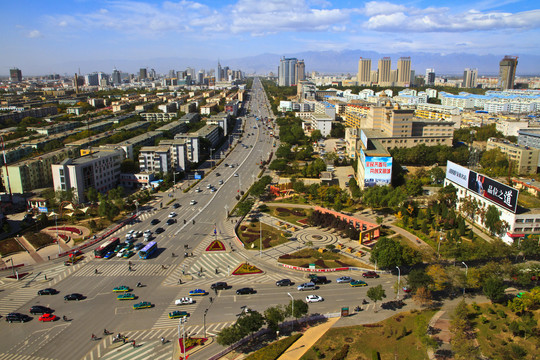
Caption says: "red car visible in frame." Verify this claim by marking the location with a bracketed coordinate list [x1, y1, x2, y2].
[362, 271, 380, 279]
[39, 313, 57, 322]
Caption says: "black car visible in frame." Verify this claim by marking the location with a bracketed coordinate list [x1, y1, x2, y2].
[64, 293, 84, 301]
[210, 282, 228, 290]
[215, 173, 220, 176]
[6, 313, 30, 323]
[155, 227, 165, 234]
[166, 219, 176, 225]
[236, 287, 255, 295]
[151, 219, 160, 225]
[37, 288, 58, 296]
[311, 276, 328, 285]
[276, 279, 293, 287]
[173, 203, 180, 209]
[30, 305, 53, 315]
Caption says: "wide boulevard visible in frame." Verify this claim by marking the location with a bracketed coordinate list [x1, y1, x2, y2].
[0, 78, 397, 360]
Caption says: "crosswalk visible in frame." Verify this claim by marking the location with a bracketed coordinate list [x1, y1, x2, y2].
[82, 322, 233, 360]
[0, 288, 41, 316]
[73, 262, 175, 278]
[152, 300, 199, 329]
[0, 354, 54, 360]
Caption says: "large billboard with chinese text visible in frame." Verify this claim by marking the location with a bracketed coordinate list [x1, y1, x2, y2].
[363, 155, 392, 187]
[446, 161, 519, 213]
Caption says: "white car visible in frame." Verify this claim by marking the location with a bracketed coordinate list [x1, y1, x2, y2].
[306, 295, 324, 303]
[168, 212, 177, 218]
[195, 188, 202, 193]
[234, 173, 239, 177]
[117, 248, 127, 257]
[126, 230, 135, 238]
[143, 230, 152, 237]
[175, 297, 194, 305]
[336, 276, 353, 283]
[190, 200, 197, 205]
[207, 184, 212, 189]
[134, 230, 142, 238]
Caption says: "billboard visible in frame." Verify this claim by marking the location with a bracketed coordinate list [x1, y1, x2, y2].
[363, 155, 392, 187]
[446, 161, 519, 213]
[360, 130, 368, 148]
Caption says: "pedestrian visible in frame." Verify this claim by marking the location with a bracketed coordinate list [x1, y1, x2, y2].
[190, 252, 192, 257]
[48, 256, 50, 261]
[210, 297, 213, 303]
[200, 267, 203, 273]
[215, 268, 218, 274]
[44, 275, 47, 280]
[178, 279, 182, 284]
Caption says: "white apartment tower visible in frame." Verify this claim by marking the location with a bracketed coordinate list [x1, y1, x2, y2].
[278, 57, 298, 87]
[425, 68, 435, 85]
[463, 68, 478, 88]
[397, 57, 411, 87]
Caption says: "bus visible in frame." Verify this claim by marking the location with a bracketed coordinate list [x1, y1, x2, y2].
[94, 237, 120, 258]
[138, 241, 157, 259]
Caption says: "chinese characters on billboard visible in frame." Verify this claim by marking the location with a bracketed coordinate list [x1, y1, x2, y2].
[364, 156, 392, 187]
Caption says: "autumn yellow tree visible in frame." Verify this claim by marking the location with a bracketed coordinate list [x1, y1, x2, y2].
[413, 286, 433, 307]
[426, 264, 449, 291]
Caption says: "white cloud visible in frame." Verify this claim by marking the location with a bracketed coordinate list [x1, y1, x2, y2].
[363, 3, 540, 32]
[28, 30, 42, 38]
[363, 1, 406, 16]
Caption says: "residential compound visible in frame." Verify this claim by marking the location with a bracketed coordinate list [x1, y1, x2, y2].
[0, 68, 244, 205]
[356, 57, 412, 87]
[439, 89, 540, 114]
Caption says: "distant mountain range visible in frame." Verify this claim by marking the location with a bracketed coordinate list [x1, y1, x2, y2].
[53, 50, 540, 77]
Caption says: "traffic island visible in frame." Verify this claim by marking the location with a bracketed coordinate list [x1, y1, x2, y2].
[205, 240, 226, 252]
[232, 262, 263, 275]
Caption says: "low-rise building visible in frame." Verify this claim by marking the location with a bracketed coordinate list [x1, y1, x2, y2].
[486, 138, 539, 174]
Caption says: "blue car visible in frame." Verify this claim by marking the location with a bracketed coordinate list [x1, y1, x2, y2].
[104, 251, 115, 259]
[188, 289, 208, 296]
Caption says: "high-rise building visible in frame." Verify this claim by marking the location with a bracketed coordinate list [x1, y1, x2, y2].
[357, 58, 372, 85]
[278, 57, 298, 86]
[377, 57, 392, 86]
[397, 57, 411, 87]
[9, 68, 22, 82]
[463, 68, 478, 88]
[112, 69, 121, 85]
[425, 68, 435, 85]
[295, 60, 305, 85]
[499, 55, 518, 90]
[149, 69, 156, 79]
[84, 73, 99, 86]
[168, 69, 176, 78]
[197, 70, 204, 85]
[216, 61, 222, 82]
[139, 68, 148, 80]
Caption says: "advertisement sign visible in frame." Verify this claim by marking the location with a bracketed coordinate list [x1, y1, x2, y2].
[360, 130, 368, 148]
[363, 156, 392, 187]
[194, 173, 202, 180]
[38, 207, 48, 213]
[446, 161, 519, 213]
[467, 170, 518, 213]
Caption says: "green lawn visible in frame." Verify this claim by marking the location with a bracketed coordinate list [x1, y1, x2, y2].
[301, 310, 436, 360]
[270, 206, 312, 226]
[238, 221, 290, 250]
[278, 248, 369, 269]
[245, 334, 303, 360]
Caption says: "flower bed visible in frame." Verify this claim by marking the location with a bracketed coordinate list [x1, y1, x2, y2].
[51, 227, 82, 235]
[206, 240, 226, 252]
[179, 337, 207, 354]
[232, 262, 263, 275]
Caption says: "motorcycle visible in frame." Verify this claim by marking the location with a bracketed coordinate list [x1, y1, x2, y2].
[362, 299, 368, 305]
[103, 329, 112, 336]
[136, 282, 143, 288]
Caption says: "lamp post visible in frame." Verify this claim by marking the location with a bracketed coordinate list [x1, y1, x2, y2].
[462, 262, 468, 296]
[287, 292, 294, 321]
[134, 200, 139, 216]
[396, 266, 401, 300]
[7, 258, 15, 278]
[259, 219, 262, 258]
[224, 205, 229, 219]
[203, 308, 208, 338]
[178, 317, 187, 359]
[54, 214, 60, 255]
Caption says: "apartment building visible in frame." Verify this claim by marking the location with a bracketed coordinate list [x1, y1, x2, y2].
[51, 149, 125, 203]
[139, 146, 172, 173]
[496, 120, 529, 137]
[518, 128, 540, 150]
[140, 113, 177, 121]
[158, 139, 189, 171]
[486, 138, 539, 174]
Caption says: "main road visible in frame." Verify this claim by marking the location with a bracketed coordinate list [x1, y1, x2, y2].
[0, 78, 398, 360]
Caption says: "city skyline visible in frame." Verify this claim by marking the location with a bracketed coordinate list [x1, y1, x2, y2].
[2, 0, 540, 75]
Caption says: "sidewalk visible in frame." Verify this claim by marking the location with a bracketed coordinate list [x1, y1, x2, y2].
[277, 317, 339, 360]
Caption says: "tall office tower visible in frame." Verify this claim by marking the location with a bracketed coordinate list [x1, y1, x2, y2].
[197, 70, 204, 84]
[186, 67, 196, 81]
[84, 73, 99, 86]
[216, 61, 222, 82]
[139, 68, 148, 80]
[168, 69, 176, 78]
[295, 60, 305, 85]
[9, 68, 22, 82]
[112, 69, 121, 85]
[425, 68, 435, 85]
[357, 58, 372, 85]
[397, 57, 411, 86]
[462, 68, 478, 88]
[149, 69, 156, 79]
[377, 57, 392, 86]
[278, 57, 298, 86]
[499, 55, 518, 90]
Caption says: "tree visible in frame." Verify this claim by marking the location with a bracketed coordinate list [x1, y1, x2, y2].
[413, 286, 433, 307]
[482, 276, 506, 303]
[426, 264, 449, 292]
[286, 299, 308, 321]
[407, 268, 433, 291]
[415, 315, 439, 350]
[264, 305, 286, 333]
[370, 237, 404, 269]
[276, 144, 292, 159]
[269, 159, 288, 172]
[367, 284, 386, 312]
[310, 130, 322, 142]
[485, 205, 502, 235]
[85, 187, 99, 203]
[216, 324, 244, 346]
[237, 311, 265, 339]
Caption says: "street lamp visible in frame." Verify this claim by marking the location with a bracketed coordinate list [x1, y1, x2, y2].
[259, 218, 262, 258]
[134, 200, 139, 216]
[203, 309, 208, 338]
[462, 262, 468, 296]
[224, 205, 229, 219]
[396, 266, 401, 300]
[287, 292, 294, 320]
[178, 317, 187, 359]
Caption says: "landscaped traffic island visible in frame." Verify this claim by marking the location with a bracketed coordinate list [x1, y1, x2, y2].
[237, 221, 289, 250]
[278, 248, 368, 269]
[206, 239, 226, 252]
[232, 262, 263, 275]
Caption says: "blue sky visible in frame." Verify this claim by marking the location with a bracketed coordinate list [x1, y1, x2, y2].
[2, 0, 540, 74]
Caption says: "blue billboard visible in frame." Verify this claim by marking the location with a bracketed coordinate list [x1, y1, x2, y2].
[363, 155, 392, 187]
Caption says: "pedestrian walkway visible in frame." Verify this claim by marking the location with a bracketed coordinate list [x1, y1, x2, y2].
[0, 352, 56, 360]
[277, 317, 339, 360]
[73, 262, 175, 278]
[152, 301, 199, 329]
[0, 287, 39, 314]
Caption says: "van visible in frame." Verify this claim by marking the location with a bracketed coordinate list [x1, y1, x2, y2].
[297, 282, 316, 291]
